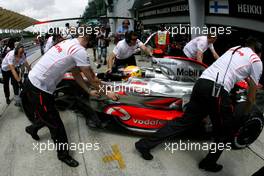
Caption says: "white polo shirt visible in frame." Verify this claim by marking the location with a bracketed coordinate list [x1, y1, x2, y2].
[200, 46, 263, 92]
[29, 38, 90, 94]
[44, 36, 54, 53]
[183, 36, 215, 59]
[1, 50, 27, 71]
[113, 39, 143, 60]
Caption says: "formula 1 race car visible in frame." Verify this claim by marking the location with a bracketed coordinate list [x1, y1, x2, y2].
[60, 56, 263, 149]
[22, 56, 264, 149]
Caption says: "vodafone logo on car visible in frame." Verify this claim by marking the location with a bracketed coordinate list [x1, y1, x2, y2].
[132, 119, 166, 126]
[105, 107, 131, 121]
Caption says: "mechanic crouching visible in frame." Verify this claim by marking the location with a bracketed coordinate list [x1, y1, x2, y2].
[1, 44, 30, 105]
[107, 31, 152, 73]
[21, 26, 119, 167]
[135, 38, 263, 172]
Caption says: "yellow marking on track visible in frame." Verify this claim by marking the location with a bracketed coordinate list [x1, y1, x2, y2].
[102, 144, 126, 169]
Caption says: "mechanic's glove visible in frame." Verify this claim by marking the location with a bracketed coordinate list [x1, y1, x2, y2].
[106, 91, 119, 101]
[106, 68, 112, 74]
[89, 90, 100, 97]
[149, 52, 153, 57]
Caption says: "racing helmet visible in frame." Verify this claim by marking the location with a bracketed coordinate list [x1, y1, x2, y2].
[123, 66, 142, 79]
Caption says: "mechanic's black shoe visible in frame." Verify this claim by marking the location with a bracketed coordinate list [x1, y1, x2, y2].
[86, 119, 99, 128]
[103, 60, 107, 65]
[97, 64, 101, 69]
[86, 119, 105, 128]
[101, 120, 111, 128]
[58, 155, 79, 167]
[199, 160, 223, 172]
[135, 141, 153, 160]
[6, 98, 11, 105]
[25, 126, 40, 141]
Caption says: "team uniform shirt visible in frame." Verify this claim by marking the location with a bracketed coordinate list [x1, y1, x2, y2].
[200, 46, 263, 92]
[29, 38, 90, 94]
[63, 28, 74, 39]
[113, 39, 144, 60]
[1, 50, 27, 71]
[183, 36, 216, 59]
[44, 36, 54, 53]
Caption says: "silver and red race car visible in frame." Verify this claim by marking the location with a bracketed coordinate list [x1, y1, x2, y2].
[39, 56, 264, 149]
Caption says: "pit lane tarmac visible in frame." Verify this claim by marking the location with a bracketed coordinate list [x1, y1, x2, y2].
[0, 98, 264, 176]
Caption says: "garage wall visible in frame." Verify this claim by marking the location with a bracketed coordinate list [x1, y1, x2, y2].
[206, 16, 264, 33]
[142, 16, 190, 25]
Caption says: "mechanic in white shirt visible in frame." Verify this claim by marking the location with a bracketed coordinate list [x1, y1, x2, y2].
[135, 38, 262, 172]
[107, 31, 152, 73]
[62, 23, 73, 39]
[44, 33, 64, 53]
[1, 44, 30, 105]
[21, 26, 119, 168]
[183, 34, 219, 62]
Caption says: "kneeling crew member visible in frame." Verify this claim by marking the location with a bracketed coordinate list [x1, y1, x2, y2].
[22, 27, 119, 167]
[135, 38, 262, 172]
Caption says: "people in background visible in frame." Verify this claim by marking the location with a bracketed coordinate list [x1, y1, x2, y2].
[1, 44, 30, 105]
[96, 26, 110, 69]
[1, 37, 16, 59]
[63, 23, 75, 39]
[154, 24, 171, 55]
[44, 28, 64, 53]
[135, 20, 144, 41]
[90, 27, 98, 63]
[37, 35, 45, 55]
[115, 19, 131, 44]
